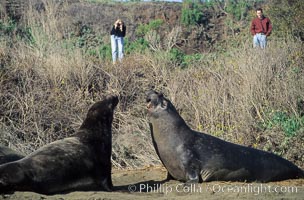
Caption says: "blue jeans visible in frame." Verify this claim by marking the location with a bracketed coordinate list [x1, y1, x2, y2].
[253, 33, 267, 48]
[111, 35, 124, 63]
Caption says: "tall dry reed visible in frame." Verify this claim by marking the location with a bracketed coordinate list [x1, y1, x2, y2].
[0, 0, 303, 169]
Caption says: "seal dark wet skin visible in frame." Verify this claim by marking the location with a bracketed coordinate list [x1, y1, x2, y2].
[0, 95, 118, 194]
[146, 90, 304, 183]
[0, 146, 24, 165]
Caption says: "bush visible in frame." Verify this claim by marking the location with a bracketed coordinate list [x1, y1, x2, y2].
[135, 19, 164, 37]
[181, 0, 204, 26]
[224, 0, 252, 21]
[125, 38, 149, 54]
[0, 0, 303, 169]
[267, 0, 304, 40]
[260, 110, 304, 137]
[0, 19, 17, 36]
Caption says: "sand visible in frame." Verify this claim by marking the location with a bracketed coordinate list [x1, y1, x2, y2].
[1, 167, 303, 200]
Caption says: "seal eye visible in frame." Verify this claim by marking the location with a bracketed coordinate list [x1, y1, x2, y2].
[146, 98, 151, 103]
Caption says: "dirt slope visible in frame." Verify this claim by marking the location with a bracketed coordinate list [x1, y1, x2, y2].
[1, 0, 225, 53]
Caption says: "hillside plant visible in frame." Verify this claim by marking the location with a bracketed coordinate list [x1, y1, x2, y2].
[0, 0, 303, 169]
[181, 0, 204, 26]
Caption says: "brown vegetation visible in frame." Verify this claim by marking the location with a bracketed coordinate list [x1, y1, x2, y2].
[0, 0, 303, 171]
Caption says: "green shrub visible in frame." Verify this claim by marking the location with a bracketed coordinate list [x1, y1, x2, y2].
[125, 38, 149, 54]
[166, 48, 205, 68]
[181, 0, 204, 26]
[98, 44, 112, 60]
[65, 24, 110, 59]
[183, 53, 204, 65]
[224, 0, 251, 21]
[261, 110, 303, 137]
[268, 0, 304, 40]
[0, 19, 34, 44]
[0, 19, 17, 36]
[169, 48, 185, 66]
[135, 19, 164, 37]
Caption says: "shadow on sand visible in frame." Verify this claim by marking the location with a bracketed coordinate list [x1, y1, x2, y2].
[113, 179, 169, 193]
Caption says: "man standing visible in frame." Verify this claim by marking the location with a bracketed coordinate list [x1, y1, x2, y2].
[250, 8, 272, 49]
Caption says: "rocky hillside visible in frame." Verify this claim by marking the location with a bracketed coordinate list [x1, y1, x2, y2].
[1, 0, 226, 53]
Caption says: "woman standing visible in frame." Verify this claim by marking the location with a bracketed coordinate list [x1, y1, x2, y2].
[110, 19, 126, 63]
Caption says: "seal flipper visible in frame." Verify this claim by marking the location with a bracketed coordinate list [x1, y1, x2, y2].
[200, 169, 215, 182]
[223, 168, 251, 181]
[200, 168, 251, 182]
[100, 176, 112, 192]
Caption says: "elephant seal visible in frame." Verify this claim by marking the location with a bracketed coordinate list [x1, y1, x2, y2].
[0, 95, 118, 194]
[146, 90, 304, 183]
[0, 146, 24, 164]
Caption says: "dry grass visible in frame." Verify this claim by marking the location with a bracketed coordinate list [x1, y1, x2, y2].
[0, 1, 303, 169]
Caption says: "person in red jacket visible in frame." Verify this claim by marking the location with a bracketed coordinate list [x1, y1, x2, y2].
[250, 8, 272, 49]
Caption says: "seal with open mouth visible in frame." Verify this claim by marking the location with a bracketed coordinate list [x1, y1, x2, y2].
[146, 90, 304, 183]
